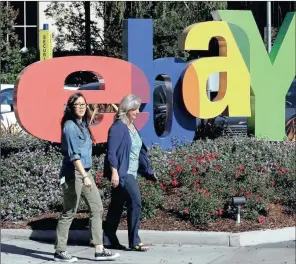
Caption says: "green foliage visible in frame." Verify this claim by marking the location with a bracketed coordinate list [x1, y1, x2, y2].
[0, 2, 23, 84]
[44, 1, 227, 60]
[2, 133, 294, 225]
[138, 177, 164, 220]
[0, 132, 49, 158]
[44, 2, 104, 52]
[155, 137, 296, 224]
[0, 3, 39, 84]
[1, 147, 63, 221]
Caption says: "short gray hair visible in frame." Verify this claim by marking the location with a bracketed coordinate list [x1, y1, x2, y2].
[114, 94, 141, 124]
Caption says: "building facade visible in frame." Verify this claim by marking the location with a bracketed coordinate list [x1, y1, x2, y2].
[5, 1, 104, 51]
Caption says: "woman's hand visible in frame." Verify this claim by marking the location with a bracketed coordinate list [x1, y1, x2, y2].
[83, 176, 92, 191]
[111, 171, 119, 188]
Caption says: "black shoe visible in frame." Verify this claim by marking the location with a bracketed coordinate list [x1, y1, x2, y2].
[95, 248, 120, 261]
[54, 251, 78, 262]
[104, 244, 127, 250]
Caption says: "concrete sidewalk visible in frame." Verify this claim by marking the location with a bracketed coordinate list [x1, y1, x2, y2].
[2, 227, 295, 247]
[1, 237, 295, 264]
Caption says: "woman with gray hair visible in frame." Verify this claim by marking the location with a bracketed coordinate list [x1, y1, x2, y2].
[103, 94, 157, 252]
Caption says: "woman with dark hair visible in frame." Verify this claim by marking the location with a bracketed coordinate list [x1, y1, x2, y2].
[103, 94, 157, 252]
[54, 92, 119, 262]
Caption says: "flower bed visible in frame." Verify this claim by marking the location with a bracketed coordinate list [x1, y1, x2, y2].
[1, 133, 295, 229]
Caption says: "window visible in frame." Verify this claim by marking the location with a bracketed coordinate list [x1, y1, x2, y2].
[8, 1, 38, 49]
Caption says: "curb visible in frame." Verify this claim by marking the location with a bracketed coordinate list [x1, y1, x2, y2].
[1, 227, 295, 247]
[229, 226, 296, 246]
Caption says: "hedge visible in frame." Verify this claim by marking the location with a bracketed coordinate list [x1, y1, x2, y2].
[1, 133, 295, 224]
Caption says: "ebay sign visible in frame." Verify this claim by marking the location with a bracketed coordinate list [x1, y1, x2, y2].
[14, 11, 296, 148]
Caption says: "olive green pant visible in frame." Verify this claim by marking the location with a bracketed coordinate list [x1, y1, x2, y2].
[55, 170, 103, 252]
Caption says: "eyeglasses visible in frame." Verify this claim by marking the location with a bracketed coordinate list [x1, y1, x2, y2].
[74, 103, 87, 108]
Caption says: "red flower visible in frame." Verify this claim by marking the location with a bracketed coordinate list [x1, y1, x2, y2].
[214, 165, 222, 171]
[237, 164, 245, 171]
[271, 180, 275, 186]
[195, 183, 200, 189]
[188, 158, 193, 164]
[96, 172, 103, 185]
[160, 182, 166, 191]
[207, 212, 211, 215]
[170, 170, 176, 176]
[258, 216, 265, 223]
[183, 208, 189, 214]
[211, 152, 218, 159]
[96, 178, 101, 185]
[219, 208, 223, 216]
[148, 180, 152, 184]
[235, 172, 241, 178]
[169, 160, 175, 165]
[278, 168, 287, 175]
[218, 188, 222, 193]
[259, 167, 266, 173]
[146, 192, 150, 196]
[245, 191, 252, 198]
[171, 178, 179, 187]
[205, 154, 211, 162]
[205, 191, 211, 197]
[257, 197, 264, 201]
[192, 166, 199, 175]
[176, 165, 183, 173]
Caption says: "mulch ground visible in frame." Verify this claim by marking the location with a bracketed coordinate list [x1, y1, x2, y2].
[1, 192, 295, 233]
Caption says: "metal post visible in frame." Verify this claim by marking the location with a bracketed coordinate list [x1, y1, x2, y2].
[24, 1, 27, 48]
[237, 206, 241, 224]
[267, 1, 272, 53]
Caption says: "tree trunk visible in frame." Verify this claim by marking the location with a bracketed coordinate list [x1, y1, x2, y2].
[84, 1, 91, 55]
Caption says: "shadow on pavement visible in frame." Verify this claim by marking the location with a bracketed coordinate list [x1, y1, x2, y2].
[28, 217, 89, 230]
[1, 243, 53, 261]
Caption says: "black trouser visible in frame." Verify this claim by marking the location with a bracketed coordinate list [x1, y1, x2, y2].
[103, 174, 141, 248]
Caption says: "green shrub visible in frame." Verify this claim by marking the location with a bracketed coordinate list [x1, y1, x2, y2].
[1, 134, 295, 225]
[0, 132, 49, 158]
[138, 177, 164, 220]
[1, 146, 63, 221]
[155, 137, 296, 224]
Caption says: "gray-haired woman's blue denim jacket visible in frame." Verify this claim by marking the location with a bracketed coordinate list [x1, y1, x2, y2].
[60, 120, 92, 180]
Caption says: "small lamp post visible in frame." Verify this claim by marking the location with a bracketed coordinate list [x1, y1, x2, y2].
[232, 196, 246, 224]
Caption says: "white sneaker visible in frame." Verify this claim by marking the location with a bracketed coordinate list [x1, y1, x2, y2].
[94, 248, 120, 261]
[54, 251, 78, 262]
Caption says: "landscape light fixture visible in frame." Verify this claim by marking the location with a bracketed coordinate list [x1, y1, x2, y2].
[232, 196, 246, 224]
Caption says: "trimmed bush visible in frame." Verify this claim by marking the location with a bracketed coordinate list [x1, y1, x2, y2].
[150, 137, 296, 224]
[0, 132, 49, 158]
[1, 146, 63, 221]
[1, 133, 295, 224]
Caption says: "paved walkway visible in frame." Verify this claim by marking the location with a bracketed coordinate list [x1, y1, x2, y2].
[1, 238, 295, 264]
